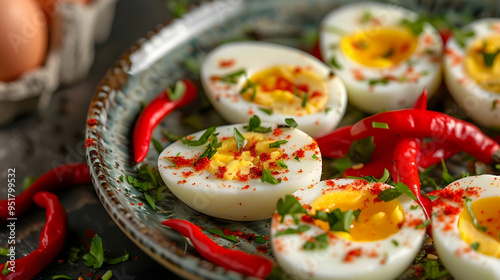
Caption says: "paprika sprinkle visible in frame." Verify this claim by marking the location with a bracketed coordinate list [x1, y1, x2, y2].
[133, 79, 197, 162]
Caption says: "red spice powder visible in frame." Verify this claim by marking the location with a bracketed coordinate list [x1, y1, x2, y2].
[344, 248, 362, 263]
[304, 142, 318, 151]
[438, 188, 464, 203]
[219, 58, 235, 68]
[84, 138, 96, 148]
[182, 171, 194, 178]
[301, 215, 314, 224]
[216, 166, 228, 179]
[194, 157, 211, 171]
[444, 204, 460, 215]
[273, 127, 284, 137]
[86, 118, 98, 126]
[259, 153, 272, 162]
[293, 149, 305, 159]
[171, 156, 196, 168]
[257, 246, 268, 254]
[408, 219, 423, 227]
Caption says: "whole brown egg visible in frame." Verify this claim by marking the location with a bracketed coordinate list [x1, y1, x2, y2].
[0, 0, 48, 82]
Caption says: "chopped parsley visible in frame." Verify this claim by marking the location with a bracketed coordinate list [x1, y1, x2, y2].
[126, 164, 167, 210]
[240, 79, 258, 100]
[261, 167, 280, 185]
[312, 154, 318, 159]
[465, 197, 488, 232]
[206, 228, 238, 242]
[301, 92, 308, 108]
[362, 10, 372, 24]
[269, 140, 288, 148]
[401, 17, 426, 35]
[422, 260, 449, 279]
[348, 168, 390, 183]
[440, 159, 454, 184]
[276, 195, 307, 224]
[453, 28, 475, 48]
[197, 132, 222, 161]
[470, 242, 480, 251]
[2, 262, 10, 275]
[276, 159, 288, 169]
[254, 236, 267, 244]
[368, 77, 390, 86]
[411, 205, 420, 210]
[275, 225, 310, 237]
[0, 248, 8, 256]
[244, 115, 272, 133]
[424, 194, 439, 201]
[258, 107, 273, 115]
[166, 80, 186, 101]
[330, 56, 342, 69]
[152, 137, 164, 154]
[285, 118, 298, 128]
[480, 46, 500, 67]
[51, 275, 72, 280]
[303, 233, 329, 250]
[312, 208, 361, 233]
[415, 219, 431, 229]
[181, 127, 216, 146]
[102, 270, 113, 280]
[392, 240, 399, 247]
[294, 156, 300, 162]
[378, 182, 417, 202]
[234, 127, 245, 151]
[82, 235, 129, 269]
[218, 69, 246, 84]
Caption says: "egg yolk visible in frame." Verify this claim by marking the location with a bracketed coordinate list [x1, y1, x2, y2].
[310, 189, 404, 242]
[206, 132, 285, 181]
[340, 27, 418, 68]
[458, 196, 500, 258]
[240, 65, 328, 116]
[464, 35, 500, 93]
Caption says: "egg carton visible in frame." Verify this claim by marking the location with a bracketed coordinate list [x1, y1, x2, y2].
[0, 0, 116, 126]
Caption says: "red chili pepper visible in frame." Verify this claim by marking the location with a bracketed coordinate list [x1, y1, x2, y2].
[0, 163, 89, 223]
[0, 191, 68, 280]
[391, 137, 432, 218]
[350, 109, 500, 163]
[161, 219, 274, 279]
[418, 141, 461, 169]
[316, 125, 355, 158]
[133, 80, 197, 162]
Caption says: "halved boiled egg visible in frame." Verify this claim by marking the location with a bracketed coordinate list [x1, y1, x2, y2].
[271, 179, 426, 280]
[431, 175, 500, 279]
[158, 121, 322, 221]
[319, 2, 443, 113]
[444, 19, 500, 128]
[200, 41, 347, 138]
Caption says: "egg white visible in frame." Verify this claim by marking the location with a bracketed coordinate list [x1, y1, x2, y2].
[432, 175, 500, 280]
[158, 123, 322, 221]
[200, 41, 347, 138]
[444, 18, 500, 128]
[319, 2, 443, 113]
[271, 179, 426, 280]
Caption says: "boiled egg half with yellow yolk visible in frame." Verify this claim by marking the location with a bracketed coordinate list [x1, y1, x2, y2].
[271, 179, 426, 280]
[201, 41, 347, 138]
[319, 2, 443, 113]
[444, 19, 500, 128]
[158, 121, 322, 221]
[431, 175, 500, 279]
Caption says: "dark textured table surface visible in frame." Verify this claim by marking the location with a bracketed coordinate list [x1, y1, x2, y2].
[0, 1, 186, 279]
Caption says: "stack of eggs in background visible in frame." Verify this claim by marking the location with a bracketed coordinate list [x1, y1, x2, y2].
[0, 0, 116, 125]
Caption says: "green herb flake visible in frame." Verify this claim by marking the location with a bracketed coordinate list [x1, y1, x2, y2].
[83, 234, 105, 269]
[301, 92, 308, 108]
[325, 107, 331, 114]
[415, 219, 431, 229]
[369, 78, 390, 86]
[372, 122, 389, 129]
[276, 195, 307, 223]
[411, 205, 420, 210]
[394, 182, 417, 201]
[68, 247, 81, 263]
[166, 80, 187, 101]
[276, 159, 288, 169]
[244, 115, 272, 133]
[425, 194, 439, 201]
[218, 69, 247, 84]
[330, 56, 342, 70]
[312, 154, 318, 159]
[481, 48, 500, 67]
[401, 18, 425, 35]
[152, 138, 164, 155]
[51, 275, 73, 280]
[391, 240, 399, 247]
[422, 260, 449, 279]
[302, 233, 329, 250]
[2, 262, 10, 275]
[0, 248, 8, 256]
[269, 140, 288, 149]
[440, 159, 454, 184]
[102, 270, 113, 280]
[285, 118, 298, 128]
[362, 10, 372, 24]
[312, 208, 361, 233]
[259, 107, 273, 115]
[294, 156, 300, 162]
[471, 242, 480, 251]
[275, 225, 310, 237]
[465, 197, 488, 232]
[234, 128, 245, 151]
[382, 48, 394, 58]
[182, 127, 217, 146]
[378, 188, 403, 202]
[22, 176, 37, 190]
[453, 29, 475, 48]
[206, 228, 238, 242]
[255, 236, 267, 244]
[492, 100, 498, 110]
[118, 175, 124, 182]
[261, 167, 280, 185]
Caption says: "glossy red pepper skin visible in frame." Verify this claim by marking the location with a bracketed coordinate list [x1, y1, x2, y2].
[0, 163, 89, 223]
[161, 219, 274, 279]
[418, 141, 461, 169]
[391, 137, 432, 218]
[133, 80, 197, 162]
[350, 109, 500, 163]
[0, 192, 68, 280]
[316, 125, 355, 158]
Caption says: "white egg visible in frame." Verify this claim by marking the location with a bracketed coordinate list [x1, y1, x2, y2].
[432, 175, 500, 280]
[200, 41, 347, 138]
[158, 122, 322, 221]
[271, 179, 426, 280]
[319, 2, 443, 113]
[443, 19, 500, 128]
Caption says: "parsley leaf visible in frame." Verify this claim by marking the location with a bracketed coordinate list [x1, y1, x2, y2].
[259, 107, 273, 115]
[218, 69, 246, 84]
[197, 132, 222, 161]
[303, 233, 329, 250]
[82, 235, 129, 269]
[152, 138, 164, 154]
[2, 262, 10, 275]
[234, 128, 245, 151]
[348, 168, 390, 183]
[269, 140, 288, 149]
[440, 159, 454, 184]
[182, 127, 216, 146]
[276, 195, 307, 223]
[244, 115, 272, 133]
[301, 92, 308, 108]
[372, 122, 389, 129]
[480, 48, 500, 67]
[453, 28, 475, 48]
[240, 79, 258, 100]
[255, 236, 267, 244]
[206, 228, 238, 242]
[422, 260, 449, 279]
[416, 219, 431, 229]
[330, 56, 342, 69]
[285, 118, 298, 128]
[275, 225, 310, 237]
[465, 197, 488, 232]
[276, 159, 288, 169]
[401, 18, 426, 35]
[362, 10, 372, 24]
[471, 242, 480, 251]
[312, 208, 361, 233]
[378, 188, 403, 202]
[261, 167, 280, 185]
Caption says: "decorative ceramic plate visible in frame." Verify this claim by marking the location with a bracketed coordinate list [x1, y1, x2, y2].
[85, 0, 500, 279]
